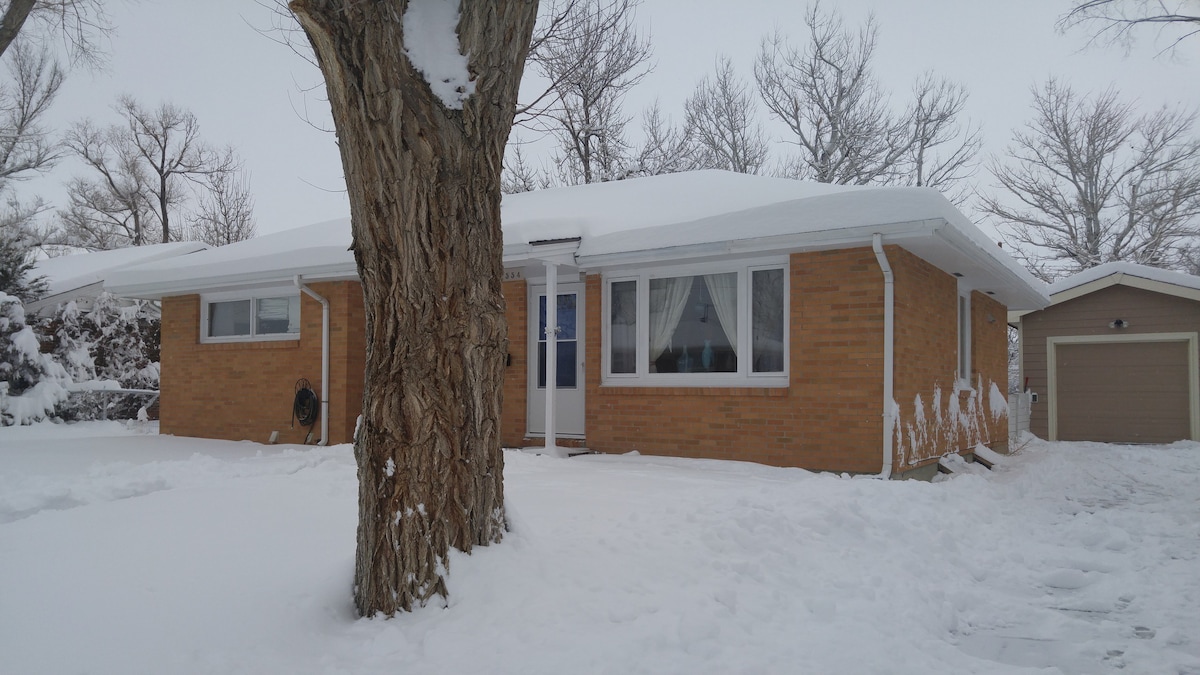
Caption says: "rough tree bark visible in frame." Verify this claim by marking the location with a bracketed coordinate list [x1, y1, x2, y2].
[288, 0, 539, 617]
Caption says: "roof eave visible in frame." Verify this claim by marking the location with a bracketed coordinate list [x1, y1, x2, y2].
[105, 262, 361, 300]
[930, 226, 1051, 311]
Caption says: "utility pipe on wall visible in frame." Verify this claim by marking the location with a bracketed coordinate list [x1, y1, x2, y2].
[295, 276, 330, 446]
[871, 234, 895, 479]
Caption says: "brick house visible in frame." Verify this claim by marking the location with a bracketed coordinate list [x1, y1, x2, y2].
[107, 171, 1047, 478]
[1011, 262, 1200, 444]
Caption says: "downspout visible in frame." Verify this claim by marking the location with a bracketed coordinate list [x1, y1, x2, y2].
[871, 234, 894, 479]
[295, 276, 330, 446]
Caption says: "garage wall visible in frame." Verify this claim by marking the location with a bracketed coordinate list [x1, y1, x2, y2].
[1020, 284, 1200, 440]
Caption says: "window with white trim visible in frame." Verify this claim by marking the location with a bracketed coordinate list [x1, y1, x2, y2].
[957, 287, 971, 385]
[201, 291, 301, 342]
[603, 260, 788, 386]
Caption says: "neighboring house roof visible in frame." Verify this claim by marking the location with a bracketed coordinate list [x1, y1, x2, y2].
[1009, 262, 1200, 323]
[27, 242, 209, 316]
[105, 170, 1049, 310]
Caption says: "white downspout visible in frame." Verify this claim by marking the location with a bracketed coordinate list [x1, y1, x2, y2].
[295, 276, 330, 446]
[543, 262, 560, 456]
[871, 234, 894, 479]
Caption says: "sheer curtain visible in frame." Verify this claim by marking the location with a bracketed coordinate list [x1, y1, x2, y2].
[704, 272, 738, 351]
[649, 276, 693, 363]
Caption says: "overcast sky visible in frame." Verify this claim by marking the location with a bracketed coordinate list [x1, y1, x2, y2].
[26, 0, 1200, 238]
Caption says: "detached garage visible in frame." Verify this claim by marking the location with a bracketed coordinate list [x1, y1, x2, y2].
[1013, 263, 1200, 444]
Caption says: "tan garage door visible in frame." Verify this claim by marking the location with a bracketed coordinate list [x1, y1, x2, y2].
[1056, 340, 1191, 443]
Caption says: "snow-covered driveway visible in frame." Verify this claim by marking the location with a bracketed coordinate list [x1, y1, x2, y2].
[1, 423, 1197, 674]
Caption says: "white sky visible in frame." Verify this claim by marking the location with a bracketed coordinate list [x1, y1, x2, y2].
[24, 0, 1200, 238]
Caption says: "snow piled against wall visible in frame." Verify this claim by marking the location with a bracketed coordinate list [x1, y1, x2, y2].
[895, 374, 1008, 469]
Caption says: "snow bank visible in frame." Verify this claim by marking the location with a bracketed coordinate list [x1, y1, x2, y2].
[2, 427, 1197, 674]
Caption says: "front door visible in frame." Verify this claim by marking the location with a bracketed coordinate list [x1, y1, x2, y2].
[527, 283, 585, 438]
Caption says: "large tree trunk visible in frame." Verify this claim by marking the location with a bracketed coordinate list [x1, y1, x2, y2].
[289, 0, 539, 616]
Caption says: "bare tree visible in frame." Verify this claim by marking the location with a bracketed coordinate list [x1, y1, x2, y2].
[56, 97, 245, 248]
[189, 171, 256, 246]
[1059, 0, 1200, 50]
[0, 0, 111, 67]
[754, 4, 905, 185]
[754, 2, 980, 194]
[502, 140, 553, 194]
[0, 41, 62, 255]
[621, 102, 698, 178]
[684, 56, 769, 175]
[0, 41, 61, 185]
[530, 0, 651, 184]
[982, 79, 1200, 280]
[119, 97, 241, 244]
[287, 0, 537, 617]
[58, 117, 153, 248]
[900, 73, 982, 204]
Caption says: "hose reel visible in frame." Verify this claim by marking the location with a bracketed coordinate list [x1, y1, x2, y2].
[292, 378, 319, 429]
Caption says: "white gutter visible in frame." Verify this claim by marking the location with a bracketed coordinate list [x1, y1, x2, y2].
[295, 276, 330, 446]
[871, 234, 894, 479]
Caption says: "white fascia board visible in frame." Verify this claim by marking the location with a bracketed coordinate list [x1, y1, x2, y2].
[105, 262, 360, 300]
[1048, 273, 1200, 306]
[502, 243, 536, 265]
[573, 219, 941, 269]
[504, 240, 580, 267]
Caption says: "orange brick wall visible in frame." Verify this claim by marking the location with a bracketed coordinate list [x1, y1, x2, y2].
[891, 248, 1010, 471]
[584, 247, 886, 472]
[159, 281, 364, 445]
[159, 249, 1010, 473]
[580, 246, 1009, 473]
[501, 279, 528, 447]
[972, 291, 1009, 451]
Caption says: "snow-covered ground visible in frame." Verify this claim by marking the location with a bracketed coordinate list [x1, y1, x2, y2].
[1, 423, 1197, 674]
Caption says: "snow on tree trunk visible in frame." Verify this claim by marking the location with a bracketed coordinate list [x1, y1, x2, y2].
[288, 0, 539, 616]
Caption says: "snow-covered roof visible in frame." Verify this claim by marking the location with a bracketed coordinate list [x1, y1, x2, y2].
[27, 242, 208, 315]
[34, 242, 207, 298]
[102, 218, 356, 298]
[502, 171, 855, 246]
[1009, 262, 1200, 324]
[1048, 262, 1200, 296]
[105, 171, 1049, 310]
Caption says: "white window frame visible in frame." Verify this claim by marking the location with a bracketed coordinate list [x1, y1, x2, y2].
[957, 283, 972, 388]
[601, 257, 789, 387]
[200, 287, 302, 344]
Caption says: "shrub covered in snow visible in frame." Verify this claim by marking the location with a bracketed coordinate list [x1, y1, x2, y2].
[0, 292, 71, 425]
[39, 293, 161, 421]
[0, 225, 47, 304]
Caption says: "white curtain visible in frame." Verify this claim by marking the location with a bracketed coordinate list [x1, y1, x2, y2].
[704, 272, 738, 351]
[649, 276, 693, 362]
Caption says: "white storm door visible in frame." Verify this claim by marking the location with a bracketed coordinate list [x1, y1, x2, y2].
[528, 283, 586, 437]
